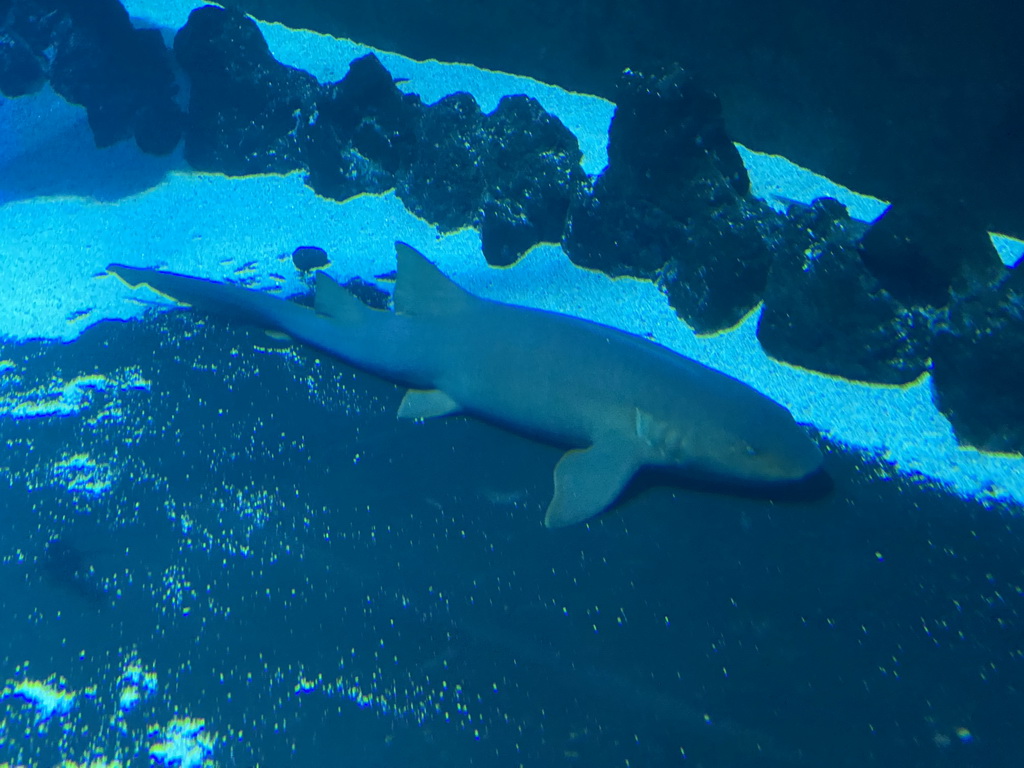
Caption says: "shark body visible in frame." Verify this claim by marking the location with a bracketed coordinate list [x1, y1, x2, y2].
[109, 243, 822, 527]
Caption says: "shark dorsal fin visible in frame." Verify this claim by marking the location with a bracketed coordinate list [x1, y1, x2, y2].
[315, 271, 368, 322]
[393, 242, 474, 316]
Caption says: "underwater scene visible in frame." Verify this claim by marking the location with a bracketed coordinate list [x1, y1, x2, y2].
[1, 1, 1022, 767]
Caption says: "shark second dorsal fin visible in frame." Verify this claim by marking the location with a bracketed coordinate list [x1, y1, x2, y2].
[315, 271, 370, 323]
[393, 242, 474, 316]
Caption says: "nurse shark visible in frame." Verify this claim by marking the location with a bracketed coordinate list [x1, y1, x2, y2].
[108, 243, 822, 527]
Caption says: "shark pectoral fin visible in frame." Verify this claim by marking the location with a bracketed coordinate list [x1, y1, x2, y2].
[545, 439, 642, 528]
[397, 389, 461, 420]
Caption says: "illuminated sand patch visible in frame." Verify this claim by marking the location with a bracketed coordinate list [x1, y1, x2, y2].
[148, 718, 216, 768]
[50, 453, 115, 497]
[0, 369, 150, 420]
[1, 657, 216, 767]
[2, 677, 77, 723]
[116, 657, 158, 720]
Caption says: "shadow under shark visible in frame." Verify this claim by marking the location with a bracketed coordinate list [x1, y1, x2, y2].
[108, 242, 823, 527]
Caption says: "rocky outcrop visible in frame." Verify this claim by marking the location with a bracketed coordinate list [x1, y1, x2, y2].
[563, 67, 773, 333]
[1, 0, 182, 154]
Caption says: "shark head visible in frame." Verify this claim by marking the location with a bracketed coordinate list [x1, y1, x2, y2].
[699, 412, 823, 483]
[637, 391, 823, 485]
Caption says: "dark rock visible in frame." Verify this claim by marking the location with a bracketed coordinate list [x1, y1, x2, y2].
[760, 195, 1006, 387]
[659, 198, 777, 333]
[606, 66, 748, 206]
[478, 95, 585, 266]
[0, 31, 44, 96]
[4, 0, 179, 152]
[397, 91, 585, 266]
[292, 245, 330, 271]
[757, 198, 933, 384]
[84, 93, 137, 146]
[301, 53, 421, 201]
[6, 0, 65, 53]
[859, 197, 1004, 307]
[134, 97, 185, 155]
[564, 65, 766, 332]
[564, 180, 672, 275]
[568, 187, 777, 333]
[782, 196, 866, 251]
[49, 2, 179, 150]
[396, 91, 488, 231]
[931, 266, 1024, 454]
[174, 5, 320, 174]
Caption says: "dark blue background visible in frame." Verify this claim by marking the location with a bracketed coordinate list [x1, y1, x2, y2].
[0, 310, 1021, 767]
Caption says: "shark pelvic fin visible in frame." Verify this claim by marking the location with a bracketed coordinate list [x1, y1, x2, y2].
[545, 438, 642, 528]
[393, 242, 474, 316]
[397, 388, 461, 420]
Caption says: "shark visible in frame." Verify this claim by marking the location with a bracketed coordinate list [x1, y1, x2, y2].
[108, 242, 823, 527]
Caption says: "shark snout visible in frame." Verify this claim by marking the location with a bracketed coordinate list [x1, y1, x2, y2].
[773, 432, 824, 481]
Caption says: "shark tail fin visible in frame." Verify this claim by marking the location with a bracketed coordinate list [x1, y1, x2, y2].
[393, 242, 475, 316]
[108, 264, 317, 331]
[107, 264, 152, 287]
[314, 272, 375, 324]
